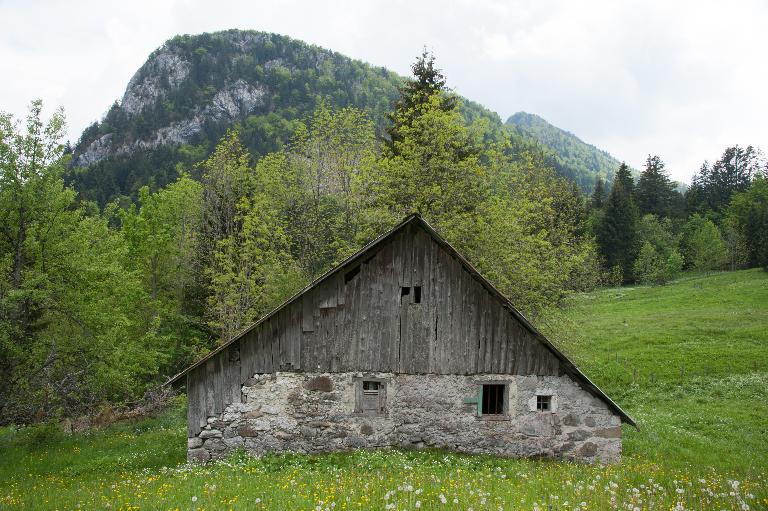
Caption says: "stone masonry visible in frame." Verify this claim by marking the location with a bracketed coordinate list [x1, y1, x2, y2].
[188, 372, 622, 464]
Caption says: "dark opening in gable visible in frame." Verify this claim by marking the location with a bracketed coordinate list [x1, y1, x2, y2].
[344, 266, 360, 284]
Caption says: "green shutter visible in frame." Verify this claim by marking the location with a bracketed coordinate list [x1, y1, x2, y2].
[463, 386, 483, 415]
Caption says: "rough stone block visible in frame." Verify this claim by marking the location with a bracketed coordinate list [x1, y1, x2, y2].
[199, 429, 222, 439]
[578, 441, 598, 457]
[188, 448, 210, 463]
[596, 426, 622, 438]
[305, 376, 333, 392]
[188, 437, 204, 449]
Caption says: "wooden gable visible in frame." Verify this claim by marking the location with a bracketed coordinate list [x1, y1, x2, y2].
[174, 215, 635, 436]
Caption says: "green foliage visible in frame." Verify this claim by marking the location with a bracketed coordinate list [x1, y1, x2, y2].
[635, 155, 680, 218]
[633, 242, 666, 285]
[282, 102, 377, 275]
[686, 145, 766, 214]
[0, 102, 169, 422]
[726, 177, 768, 269]
[590, 176, 606, 209]
[385, 49, 457, 152]
[665, 249, 684, 279]
[364, 92, 486, 230]
[206, 194, 302, 342]
[681, 216, 727, 272]
[119, 175, 208, 372]
[632, 241, 683, 285]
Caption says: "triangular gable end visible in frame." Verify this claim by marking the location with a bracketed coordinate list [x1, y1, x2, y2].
[168, 214, 635, 427]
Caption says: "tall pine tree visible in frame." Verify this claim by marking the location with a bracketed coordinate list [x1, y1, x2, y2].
[591, 177, 607, 209]
[384, 49, 457, 153]
[636, 155, 677, 217]
[596, 164, 639, 282]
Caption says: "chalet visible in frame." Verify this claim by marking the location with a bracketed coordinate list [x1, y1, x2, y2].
[168, 214, 634, 463]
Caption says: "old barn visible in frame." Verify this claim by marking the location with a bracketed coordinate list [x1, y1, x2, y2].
[168, 214, 634, 463]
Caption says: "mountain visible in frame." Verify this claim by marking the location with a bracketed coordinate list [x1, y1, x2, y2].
[506, 112, 628, 189]
[70, 29, 622, 204]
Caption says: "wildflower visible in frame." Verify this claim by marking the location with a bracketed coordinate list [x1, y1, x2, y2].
[192, 496, 198, 502]
[255, 498, 261, 504]
[439, 493, 447, 504]
[453, 498, 459, 504]
[415, 501, 421, 509]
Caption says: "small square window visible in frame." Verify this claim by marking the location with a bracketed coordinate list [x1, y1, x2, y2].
[481, 384, 505, 415]
[536, 395, 552, 412]
[355, 379, 386, 416]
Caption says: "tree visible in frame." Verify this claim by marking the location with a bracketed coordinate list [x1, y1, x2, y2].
[686, 145, 766, 213]
[0, 102, 164, 422]
[364, 51, 487, 232]
[364, 92, 486, 232]
[120, 175, 207, 370]
[615, 162, 635, 197]
[199, 129, 254, 254]
[688, 219, 727, 272]
[636, 155, 678, 217]
[590, 177, 607, 209]
[596, 165, 639, 281]
[633, 242, 666, 285]
[444, 152, 601, 316]
[281, 103, 376, 276]
[633, 241, 683, 285]
[726, 177, 768, 269]
[206, 194, 302, 343]
[385, 49, 456, 152]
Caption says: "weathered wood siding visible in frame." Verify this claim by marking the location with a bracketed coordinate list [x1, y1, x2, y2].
[187, 223, 562, 436]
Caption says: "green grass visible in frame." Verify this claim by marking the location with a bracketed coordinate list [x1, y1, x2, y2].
[1, 269, 766, 510]
[541, 268, 768, 473]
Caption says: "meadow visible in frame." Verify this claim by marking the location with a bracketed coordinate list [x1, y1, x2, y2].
[1, 269, 766, 510]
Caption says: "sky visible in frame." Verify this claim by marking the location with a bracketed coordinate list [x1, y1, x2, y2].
[1, 0, 766, 184]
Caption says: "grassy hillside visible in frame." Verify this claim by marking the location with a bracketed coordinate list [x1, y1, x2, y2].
[542, 268, 768, 470]
[1, 270, 766, 510]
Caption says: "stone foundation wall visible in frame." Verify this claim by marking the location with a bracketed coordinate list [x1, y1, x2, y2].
[188, 372, 621, 464]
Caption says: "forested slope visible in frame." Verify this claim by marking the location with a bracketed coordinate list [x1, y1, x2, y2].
[69, 29, 617, 204]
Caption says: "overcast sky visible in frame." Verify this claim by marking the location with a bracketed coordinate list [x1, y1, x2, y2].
[1, 0, 766, 183]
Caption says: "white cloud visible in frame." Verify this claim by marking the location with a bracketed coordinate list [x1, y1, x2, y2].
[1, 0, 765, 183]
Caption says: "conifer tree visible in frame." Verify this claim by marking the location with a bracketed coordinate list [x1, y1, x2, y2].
[385, 49, 457, 153]
[615, 162, 635, 196]
[591, 177, 607, 209]
[366, 51, 485, 230]
[596, 165, 639, 281]
[636, 155, 677, 217]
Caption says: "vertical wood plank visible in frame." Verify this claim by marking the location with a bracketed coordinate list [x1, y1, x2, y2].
[187, 373, 199, 437]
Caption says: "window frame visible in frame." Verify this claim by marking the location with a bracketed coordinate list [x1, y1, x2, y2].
[471, 381, 510, 420]
[536, 394, 553, 412]
[353, 376, 388, 417]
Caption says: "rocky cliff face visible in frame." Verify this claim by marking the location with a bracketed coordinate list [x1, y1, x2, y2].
[74, 32, 300, 167]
